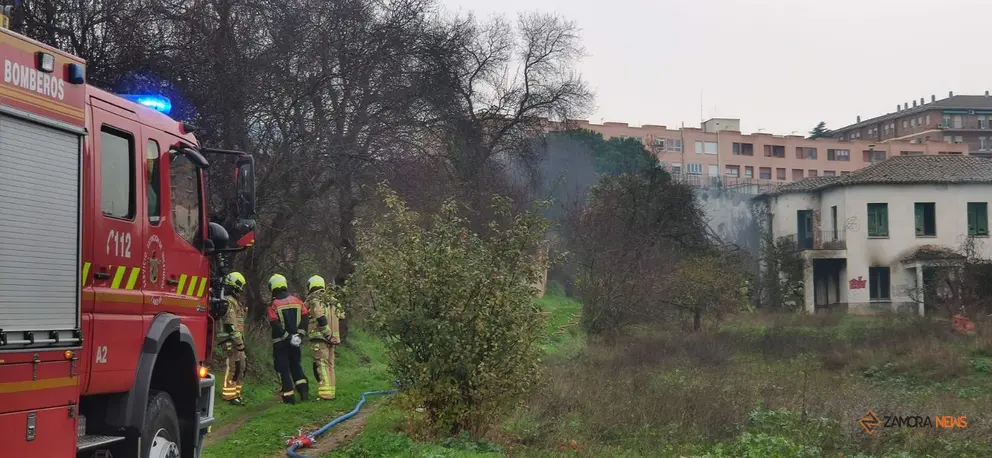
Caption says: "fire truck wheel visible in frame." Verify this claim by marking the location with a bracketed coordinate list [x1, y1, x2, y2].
[142, 390, 182, 458]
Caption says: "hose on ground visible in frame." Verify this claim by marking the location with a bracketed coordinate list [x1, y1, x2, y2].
[285, 390, 396, 458]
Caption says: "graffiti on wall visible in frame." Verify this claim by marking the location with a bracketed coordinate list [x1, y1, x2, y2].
[845, 216, 860, 233]
[849, 276, 867, 290]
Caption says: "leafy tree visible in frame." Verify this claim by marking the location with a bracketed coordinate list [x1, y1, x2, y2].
[545, 129, 658, 176]
[808, 121, 832, 140]
[664, 252, 748, 331]
[570, 166, 709, 336]
[352, 186, 550, 437]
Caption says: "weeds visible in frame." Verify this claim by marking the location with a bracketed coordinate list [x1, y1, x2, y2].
[506, 313, 992, 457]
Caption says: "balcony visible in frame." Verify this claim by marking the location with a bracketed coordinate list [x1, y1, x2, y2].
[671, 174, 783, 195]
[791, 230, 847, 251]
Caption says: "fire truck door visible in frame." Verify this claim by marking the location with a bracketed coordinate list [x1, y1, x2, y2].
[139, 132, 169, 311]
[143, 128, 210, 320]
[84, 105, 146, 394]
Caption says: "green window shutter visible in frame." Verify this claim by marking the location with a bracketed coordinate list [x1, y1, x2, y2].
[868, 204, 889, 237]
[867, 204, 877, 236]
[968, 203, 976, 235]
[879, 205, 889, 236]
[881, 268, 890, 299]
[980, 204, 989, 236]
[914, 203, 924, 236]
[967, 203, 989, 236]
[869, 267, 879, 300]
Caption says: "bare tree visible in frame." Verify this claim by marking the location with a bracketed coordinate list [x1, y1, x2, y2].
[9, 0, 597, 320]
[11, 0, 158, 88]
[416, 12, 593, 226]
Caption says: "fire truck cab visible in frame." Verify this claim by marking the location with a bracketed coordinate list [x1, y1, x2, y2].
[0, 8, 256, 458]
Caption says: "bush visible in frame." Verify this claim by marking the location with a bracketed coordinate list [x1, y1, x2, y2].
[352, 187, 550, 437]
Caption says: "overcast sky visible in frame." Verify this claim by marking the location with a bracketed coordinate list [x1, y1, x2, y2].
[439, 0, 990, 135]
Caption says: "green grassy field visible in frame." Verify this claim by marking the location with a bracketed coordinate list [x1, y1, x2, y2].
[200, 288, 581, 458]
[202, 332, 393, 458]
[204, 293, 992, 458]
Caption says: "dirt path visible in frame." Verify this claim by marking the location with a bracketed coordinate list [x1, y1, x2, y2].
[203, 398, 280, 448]
[269, 403, 378, 457]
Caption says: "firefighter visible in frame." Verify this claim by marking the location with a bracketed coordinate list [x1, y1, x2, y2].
[266, 273, 310, 404]
[216, 272, 248, 406]
[304, 275, 340, 400]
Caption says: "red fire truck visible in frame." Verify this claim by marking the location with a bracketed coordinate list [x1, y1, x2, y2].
[0, 8, 257, 458]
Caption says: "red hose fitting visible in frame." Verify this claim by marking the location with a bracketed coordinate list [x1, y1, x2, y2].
[286, 434, 314, 448]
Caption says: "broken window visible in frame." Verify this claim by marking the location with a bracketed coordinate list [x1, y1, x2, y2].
[914, 202, 936, 237]
[869, 267, 891, 301]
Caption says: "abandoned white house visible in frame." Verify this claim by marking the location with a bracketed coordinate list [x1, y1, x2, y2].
[753, 155, 992, 315]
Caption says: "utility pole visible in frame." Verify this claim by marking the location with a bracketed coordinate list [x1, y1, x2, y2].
[699, 91, 704, 124]
[716, 128, 721, 186]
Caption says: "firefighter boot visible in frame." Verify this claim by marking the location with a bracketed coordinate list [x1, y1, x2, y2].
[230, 383, 245, 407]
[281, 391, 296, 405]
[296, 379, 309, 402]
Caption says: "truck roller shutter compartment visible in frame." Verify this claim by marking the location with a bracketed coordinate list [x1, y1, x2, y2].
[0, 113, 81, 339]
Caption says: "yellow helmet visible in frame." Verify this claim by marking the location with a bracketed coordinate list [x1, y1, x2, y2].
[307, 275, 326, 292]
[224, 272, 246, 291]
[268, 273, 288, 292]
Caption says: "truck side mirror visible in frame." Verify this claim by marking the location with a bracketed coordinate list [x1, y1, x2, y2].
[234, 154, 256, 222]
[178, 146, 210, 170]
[207, 222, 230, 252]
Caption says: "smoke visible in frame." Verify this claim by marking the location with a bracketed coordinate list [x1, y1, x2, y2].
[696, 188, 761, 257]
[528, 133, 601, 223]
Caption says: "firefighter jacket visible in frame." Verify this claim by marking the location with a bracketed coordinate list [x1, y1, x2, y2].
[217, 295, 246, 350]
[305, 288, 340, 343]
[267, 292, 309, 343]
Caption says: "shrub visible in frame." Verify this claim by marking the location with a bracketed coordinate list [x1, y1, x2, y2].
[352, 186, 550, 437]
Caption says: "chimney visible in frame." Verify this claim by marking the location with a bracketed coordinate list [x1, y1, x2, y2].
[986, 90, 990, 97]
[950, 91, 954, 97]
[857, 115, 861, 123]
[932, 94, 936, 102]
[913, 100, 917, 107]
[904, 103, 909, 110]
[896, 105, 901, 112]
[921, 97, 925, 105]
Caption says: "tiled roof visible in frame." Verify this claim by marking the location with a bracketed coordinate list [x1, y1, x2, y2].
[757, 155, 992, 198]
[899, 245, 966, 263]
[759, 176, 841, 196]
[834, 95, 992, 132]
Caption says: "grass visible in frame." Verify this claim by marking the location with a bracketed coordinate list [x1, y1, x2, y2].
[537, 292, 584, 356]
[504, 312, 992, 457]
[206, 291, 992, 457]
[326, 288, 584, 458]
[202, 331, 393, 458]
[323, 404, 505, 458]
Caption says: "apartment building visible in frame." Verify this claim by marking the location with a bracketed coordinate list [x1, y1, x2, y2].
[569, 119, 968, 192]
[753, 155, 992, 316]
[831, 92, 992, 157]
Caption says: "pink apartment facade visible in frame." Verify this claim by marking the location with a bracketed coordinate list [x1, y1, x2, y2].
[568, 119, 970, 192]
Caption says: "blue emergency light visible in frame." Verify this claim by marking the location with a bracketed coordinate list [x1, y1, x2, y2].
[118, 94, 172, 115]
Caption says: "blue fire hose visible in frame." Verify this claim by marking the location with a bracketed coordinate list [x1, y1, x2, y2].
[285, 390, 396, 458]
